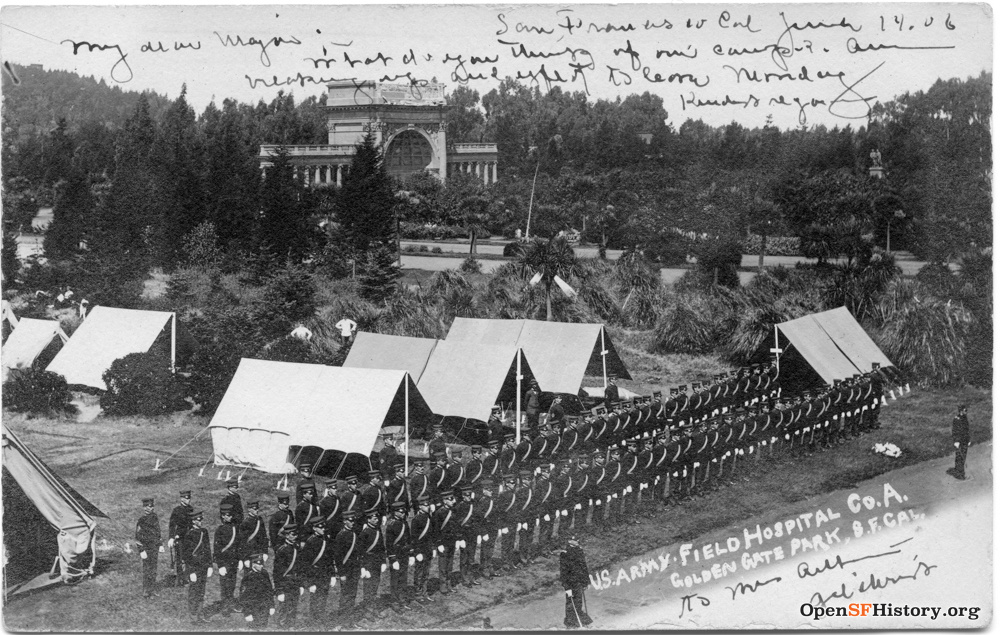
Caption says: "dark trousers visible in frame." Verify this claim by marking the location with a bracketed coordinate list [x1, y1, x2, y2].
[437, 546, 455, 585]
[339, 568, 360, 614]
[389, 559, 409, 603]
[536, 516, 554, 555]
[563, 587, 592, 627]
[186, 567, 207, 617]
[247, 612, 269, 630]
[362, 562, 382, 605]
[413, 553, 430, 590]
[141, 550, 158, 595]
[499, 528, 515, 565]
[954, 442, 969, 477]
[218, 564, 237, 606]
[275, 583, 300, 626]
[173, 545, 187, 586]
[459, 539, 476, 584]
[308, 577, 330, 620]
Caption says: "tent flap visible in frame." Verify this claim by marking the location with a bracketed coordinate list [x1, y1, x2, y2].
[2, 318, 68, 381]
[777, 307, 894, 385]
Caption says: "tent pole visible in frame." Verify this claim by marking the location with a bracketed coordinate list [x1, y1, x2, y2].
[404, 377, 410, 475]
[516, 351, 522, 445]
[601, 328, 608, 389]
[314, 449, 327, 473]
[170, 313, 177, 374]
[774, 325, 780, 376]
[331, 453, 349, 480]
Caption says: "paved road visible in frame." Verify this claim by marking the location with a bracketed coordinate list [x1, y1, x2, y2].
[454, 444, 991, 630]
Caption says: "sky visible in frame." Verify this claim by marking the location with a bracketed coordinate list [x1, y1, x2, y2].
[0, 2, 992, 130]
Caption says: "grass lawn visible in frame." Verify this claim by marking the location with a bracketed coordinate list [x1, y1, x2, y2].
[2, 360, 989, 631]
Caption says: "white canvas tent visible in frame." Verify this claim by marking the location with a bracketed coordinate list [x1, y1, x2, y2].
[2, 300, 18, 330]
[2, 318, 70, 382]
[2, 424, 107, 596]
[343, 332, 438, 381]
[45, 306, 177, 390]
[446, 318, 631, 394]
[209, 359, 434, 473]
[776, 307, 894, 385]
[416, 341, 535, 424]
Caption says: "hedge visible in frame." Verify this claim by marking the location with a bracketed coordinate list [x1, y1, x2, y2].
[399, 222, 467, 241]
[743, 234, 801, 256]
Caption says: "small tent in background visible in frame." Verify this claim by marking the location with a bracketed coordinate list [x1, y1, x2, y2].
[2, 318, 70, 382]
[45, 306, 193, 390]
[209, 359, 435, 474]
[446, 318, 631, 394]
[775, 306, 894, 389]
[2, 300, 19, 343]
[343, 332, 439, 382]
[2, 424, 107, 596]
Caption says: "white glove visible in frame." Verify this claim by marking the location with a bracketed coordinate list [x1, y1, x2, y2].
[627, 486, 633, 494]
[955, 442, 960, 448]
[566, 589, 573, 597]
[612, 493, 618, 499]
[594, 499, 601, 506]
[416, 554, 423, 562]
[361, 568, 370, 579]
[535, 518, 540, 527]
[380, 562, 387, 573]
[245, 614, 254, 623]
[454, 541, 462, 550]
[476, 535, 482, 545]
[574, 503, 582, 511]
[238, 560, 244, 571]
[438, 545, 445, 554]
[206, 567, 213, 578]
[219, 567, 227, 576]
[392, 560, 400, 571]
[190, 573, 198, 582]
[158, 546, 165, 553]
[544, 514, 551, 522]
[501, 527, 509, 535]
[309, 585, 317, 593]
[561, 510, 568, 517]
[277, 594, 285, 602]
[140, 551, 148, 560]
[330, 577, 337, 587]
[340, 576, 347, 583]
[409, 556, 415, 566]
[167, 538, 175, 549]
[299, 586, 305, 596]
[269, 608, 275, 616]
[482, 534, 489, 542]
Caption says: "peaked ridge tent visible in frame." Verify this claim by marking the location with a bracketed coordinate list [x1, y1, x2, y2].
[446, 318, 631, 394]
[343, 332, 439, 382]
[209, 359, 434, 473]
[2, 424, 107, 596]
[776, 307, 894, 385]
[417, 341, 535, 424]
[2, 318, 70, 382]
[45, 306, 179, 390]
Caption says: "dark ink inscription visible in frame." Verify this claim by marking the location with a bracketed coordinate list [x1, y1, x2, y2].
[213, 32, 302, 67]
[726, 576, 782, 599]
[61, 39, 132, 82]
[846, 37, 956, 53]
[797, 548, 901, 578]
[678, 594, 711, 619]
[772, 12, 862, 70]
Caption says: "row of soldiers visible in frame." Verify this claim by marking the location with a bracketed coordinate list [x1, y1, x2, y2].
[135, 363, 885, 626]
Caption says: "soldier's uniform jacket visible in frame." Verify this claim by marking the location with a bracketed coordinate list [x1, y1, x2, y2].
[429, 465, 449, 497]
[514, 436, 534, 464]
[268, 508, 294, 551]
[455, 498, 477, 543]
[386, 476, 410, 509]
[571, 464, 590, 504]
[239, 514, 269, 561]
[605, 457, 623, 498]
[560, 426, 579, 454]
[238, 568, 274, 617]
[463, 457, 484, 485]
[482, 451, 500, 479]
[408, 473, 431, 510]
[588, 462, 607, 505]
[168, 504, 192, 542]
[535, 476, 555, 519]
[409, 510, 436, 557]
[220, 492, 245, 527]
[621, 450, 640, 483]
[332, 527, 358, 574]
[214, 519, 240, 569]
[554, 471, 574, 516]
[637, 447, 655, 480]
[384, 516, 411, 562]
[359, 523, 385, 572]
[319, 493, 342, 534]
[475, 494, 497, 540]
[338, 489, 360, 518]
[295, 498, 319, 530]
[302, 532, 334, 583]
[542, 430, 561, 459]
[499, 445, 517, 474]
[433, 504, 461, 548]
[590, 417, 608, 447]
[273, 540, 302, 592]
[494, 487, 518, 533]
[952, 412, 970, 444]
[514, 483, 534, 526]
[577, 419, 594, 448]
[181, 525, 212, 571]
[135, 512, 161, 552]
[445, 462, 465, 490]
[359, 482, 385, 515]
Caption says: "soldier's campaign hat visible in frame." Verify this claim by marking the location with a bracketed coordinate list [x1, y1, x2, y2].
[626, 437, 638, 446]
[250, 553, 265, 565]
[279, 526, 299, 537]
[591, 448, 603, 457]
[326, 477, 340, 487]
[678, 384, 687, 392]
[691, 382, 701, 390]
[247, 501, 260, 509]
[503, 472, 518, 482]
[669, 387, 678, 395]
[872, 362, 881, 369]
[503, 431, 515, 440]
[179, 490, 192, 498]
[457, 483, 474, 495]
[142, 497, 154, 506]
[188, 509, 204, 521]
[226, 477, 239, 487]
[220, 503, 235, 514]
[518, 469, 533, 479]
[393, 461, 406, 472]
[439, 490, 456, 501]
[390, 501, 408, 511]
[608, 373, 618, 379]
[432, 423, 443, 430]
[341, 509, 360, 521]
[345, 474, 359, 484]
[298, 481, 316, 491]
[479, 477, 495, 489]
[491, 404, 502, 413]
[367, 469, 382, 478]
[487, 439, 500, 448]
[277, 494, 290, 504]
[471, 445, 483, 453]
[958, 403, 969, 410]
[433, 451, 448, 460]
[308, 515, 325, 527]
[412, 456, 429, 465]
[299, 463, 313, 471]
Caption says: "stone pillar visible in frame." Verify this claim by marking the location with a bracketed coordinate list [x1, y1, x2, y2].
[482, 162, 489, 185]
[492, 162, 498, 184]
[436, 124, 448, 183]
[336, 164, 343, 187]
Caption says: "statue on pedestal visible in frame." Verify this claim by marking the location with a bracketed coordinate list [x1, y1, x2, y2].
[869, 148, 882, 168]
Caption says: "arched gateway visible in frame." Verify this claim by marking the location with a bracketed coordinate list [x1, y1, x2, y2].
[259, 81, 498, 185]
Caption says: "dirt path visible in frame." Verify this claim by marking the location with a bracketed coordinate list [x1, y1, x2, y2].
[454, 444, 991, 630]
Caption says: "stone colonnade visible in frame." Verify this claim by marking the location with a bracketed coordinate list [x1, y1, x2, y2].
[450, 161, 498, 185]
[260, 163, 349, 187]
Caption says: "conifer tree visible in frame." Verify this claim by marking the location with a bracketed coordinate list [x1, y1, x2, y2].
[336, 132, 396, 255]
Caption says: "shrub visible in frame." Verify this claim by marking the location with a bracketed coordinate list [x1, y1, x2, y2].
[459, 257, 482, 274]
[431, 247, 443, 254]
[743, 234, 801, 256]
[643, 232, 690, 265]
[503, 241, 522, 257]
[694, 238, 742, 288]
[2, 369, 76, 415]
[649, 293, 732, 354]
[260, 264, 317, 325]
[184, 341, 241, 414]
[256, 336, 322, 364]
[100, 352, 187, 416]
[418, 245, 429, 253]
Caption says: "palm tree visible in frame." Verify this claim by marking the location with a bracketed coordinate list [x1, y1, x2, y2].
[517, 236, 577, 321]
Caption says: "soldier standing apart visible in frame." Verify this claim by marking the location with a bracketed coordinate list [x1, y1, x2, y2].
[214, 503, 240, 613]
[272, 526, 303, 627]
[429, 423, 448, 459]
[135, 497, 163, 598]
[238, 554, 274, 629]
[560, 535, 593, 628]
[948, 404, 971, 480]
[181, 509, 213, 624]
[525, 379, 542, 434]
[378, 434, 399, 479]
[168, 491, 193, 587]
[604, 375, 620, 410]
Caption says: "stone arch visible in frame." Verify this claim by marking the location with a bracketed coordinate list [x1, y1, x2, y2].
[383, 127, 437, 178]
